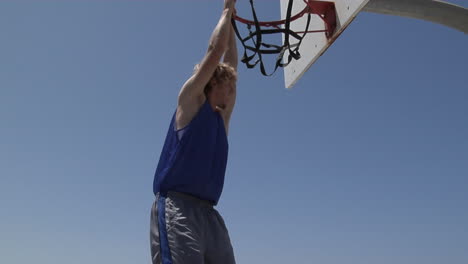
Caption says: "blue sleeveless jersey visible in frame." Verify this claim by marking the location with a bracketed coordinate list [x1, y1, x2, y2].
[153, 100, 229, 204]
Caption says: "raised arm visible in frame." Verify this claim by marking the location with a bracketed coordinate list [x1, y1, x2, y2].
[221, 18, 238, 133]
[223, 13, 238, 70]
[176, 1, 236, 130]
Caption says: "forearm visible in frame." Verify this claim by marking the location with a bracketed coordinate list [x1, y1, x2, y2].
[208, 8, 235, 55]
[223, 23, 238, 69]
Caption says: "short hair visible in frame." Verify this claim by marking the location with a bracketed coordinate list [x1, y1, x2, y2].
[193, 63, 237, 96]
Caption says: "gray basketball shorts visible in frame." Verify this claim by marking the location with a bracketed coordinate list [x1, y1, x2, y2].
[150, 191, 236, 264]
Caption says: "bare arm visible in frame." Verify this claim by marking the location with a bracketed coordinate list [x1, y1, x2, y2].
[223, 14, 238, 70]
[176, 0, 236, 129]
[222, 19, 238, 133]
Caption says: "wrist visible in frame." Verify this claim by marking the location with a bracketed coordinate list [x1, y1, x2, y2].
[223, 5, 234, 14]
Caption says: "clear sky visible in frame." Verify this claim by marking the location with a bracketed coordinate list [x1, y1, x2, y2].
[1, 1, 467, 264]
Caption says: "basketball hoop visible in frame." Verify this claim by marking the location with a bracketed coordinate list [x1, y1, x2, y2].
[232, 0, 337, 76]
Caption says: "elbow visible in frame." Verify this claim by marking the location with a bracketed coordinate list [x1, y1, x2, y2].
[207, 43, 225, 59]
[208, 35, 228, 55]
[207, 43, 216, 53]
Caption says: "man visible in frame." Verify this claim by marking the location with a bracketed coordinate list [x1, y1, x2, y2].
[150, 0, 238, 263]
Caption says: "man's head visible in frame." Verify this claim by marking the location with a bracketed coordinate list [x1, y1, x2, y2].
[194, 63, 237, 111]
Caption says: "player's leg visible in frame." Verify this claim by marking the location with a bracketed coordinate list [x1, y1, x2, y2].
[150, 194, 204, 264]
[204, 208, 236, 264]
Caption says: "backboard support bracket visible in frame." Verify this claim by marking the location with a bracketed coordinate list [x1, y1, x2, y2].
[305, 1, 337, 38]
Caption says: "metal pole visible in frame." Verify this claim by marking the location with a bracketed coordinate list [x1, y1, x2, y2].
[363, 0, 468, 33]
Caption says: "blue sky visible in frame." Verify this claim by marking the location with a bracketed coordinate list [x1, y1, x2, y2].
[1, 1, 467, 263]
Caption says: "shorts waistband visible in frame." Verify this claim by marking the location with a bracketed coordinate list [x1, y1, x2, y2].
[158, 191, 215, 207]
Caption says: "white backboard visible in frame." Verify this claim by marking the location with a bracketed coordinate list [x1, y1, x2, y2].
[281, 0, 370, 88]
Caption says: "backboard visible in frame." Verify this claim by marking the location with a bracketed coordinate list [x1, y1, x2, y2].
[281, 0, 370, 88]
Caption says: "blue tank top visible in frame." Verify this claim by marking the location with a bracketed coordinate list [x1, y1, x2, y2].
[153, 100, 229, 204]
